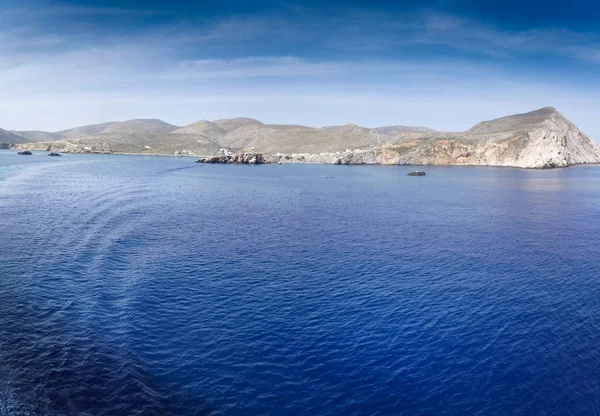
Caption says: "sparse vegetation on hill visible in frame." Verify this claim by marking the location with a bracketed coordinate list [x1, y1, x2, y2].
[6, 107, 600, 168]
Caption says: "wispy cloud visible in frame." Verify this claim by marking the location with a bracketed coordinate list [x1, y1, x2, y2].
[3, 5, 600, 65]
[178, 57, 326, 78]
[0, 3, 599, 138]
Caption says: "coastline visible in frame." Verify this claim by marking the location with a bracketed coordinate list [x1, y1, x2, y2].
[3, 148, 600, 170]
[6, 107, 600, 170]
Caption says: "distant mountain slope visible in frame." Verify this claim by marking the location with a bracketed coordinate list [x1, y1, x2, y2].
[30, 119, 180, 140]
[0, 128, 28, 144]
[213, 117, 264, 133]
[57, 122, 116, 138]
[172, 120, 226, 139]
[374, 125, 436, 135]
[100, 119, 179, 134]
[10, 130, 60, 142]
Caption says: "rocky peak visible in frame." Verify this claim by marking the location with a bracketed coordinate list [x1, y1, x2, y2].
[100, 119, 179, 134]
[212, 117, 264, 133]
[466, 106, 562, 136]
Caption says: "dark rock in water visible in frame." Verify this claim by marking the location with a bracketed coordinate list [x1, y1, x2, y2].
[17, 150, 33, 155]
[48, 152, 62, 157]
[408, 171, 426, 176]
[196, 152, 268, 165]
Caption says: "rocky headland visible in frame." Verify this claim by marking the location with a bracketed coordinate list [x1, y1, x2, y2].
[6, 107, 600, 169]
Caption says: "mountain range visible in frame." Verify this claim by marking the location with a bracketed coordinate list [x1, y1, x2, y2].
[4, 107, 600, 168]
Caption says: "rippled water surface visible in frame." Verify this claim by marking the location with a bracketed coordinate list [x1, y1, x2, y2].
[2, 150, 600, 415]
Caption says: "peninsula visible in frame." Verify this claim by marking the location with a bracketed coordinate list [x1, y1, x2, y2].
[4, 107, 600, 169]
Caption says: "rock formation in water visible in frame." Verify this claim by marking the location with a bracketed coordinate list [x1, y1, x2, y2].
[6, 107, 600, 168]
[197, 153, 266, 164]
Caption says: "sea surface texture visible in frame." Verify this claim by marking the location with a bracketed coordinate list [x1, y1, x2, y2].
[1, 151, 600, 415]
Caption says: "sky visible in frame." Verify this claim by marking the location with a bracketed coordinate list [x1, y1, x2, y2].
[1, 0, 599, 137]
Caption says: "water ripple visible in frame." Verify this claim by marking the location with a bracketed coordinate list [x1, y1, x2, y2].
[1, 151, 600, 415]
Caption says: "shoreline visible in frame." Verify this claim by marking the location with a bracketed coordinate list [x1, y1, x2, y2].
[2, 148, 600, 170]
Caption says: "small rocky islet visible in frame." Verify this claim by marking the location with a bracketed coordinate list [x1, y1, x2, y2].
[196, 153, 266, 164]
[196, 153, 428, 177]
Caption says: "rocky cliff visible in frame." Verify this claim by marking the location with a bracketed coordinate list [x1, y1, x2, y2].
[263, 107, 600, 168]
[378, 107, 600, 168]
[7, 107, 600, 168]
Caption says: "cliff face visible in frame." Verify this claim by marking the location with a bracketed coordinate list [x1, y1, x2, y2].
[7, 107, 600, 168]
[378, 107, 600, 168]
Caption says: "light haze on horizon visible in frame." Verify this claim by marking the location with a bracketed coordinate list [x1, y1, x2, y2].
[1, 0, 599, 139]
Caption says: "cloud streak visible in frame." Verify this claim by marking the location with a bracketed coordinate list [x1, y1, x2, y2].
[0, 2, 599, 139]
[5, 5, 600, 62]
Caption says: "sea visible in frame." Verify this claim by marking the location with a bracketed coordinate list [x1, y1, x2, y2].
[1, 150, 600, 415]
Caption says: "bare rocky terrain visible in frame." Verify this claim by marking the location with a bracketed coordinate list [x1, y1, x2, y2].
[99, 119, 178, 134]
[56, 122, 116, 138]
[8, 130, 60, 142]
[5, 107, 600, 168]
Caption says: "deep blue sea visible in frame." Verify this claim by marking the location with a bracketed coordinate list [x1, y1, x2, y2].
[2, 150, 600, 415]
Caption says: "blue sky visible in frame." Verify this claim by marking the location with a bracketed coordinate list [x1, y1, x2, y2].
[1, 0, 599, 137]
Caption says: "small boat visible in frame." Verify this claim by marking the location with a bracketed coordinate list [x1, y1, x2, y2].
[48, 152, 62, 157]
[17, 150, 32, 155]
[408, 171, 426, 176]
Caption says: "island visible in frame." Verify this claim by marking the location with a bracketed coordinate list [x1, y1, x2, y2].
[4, 107, 600, 169]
